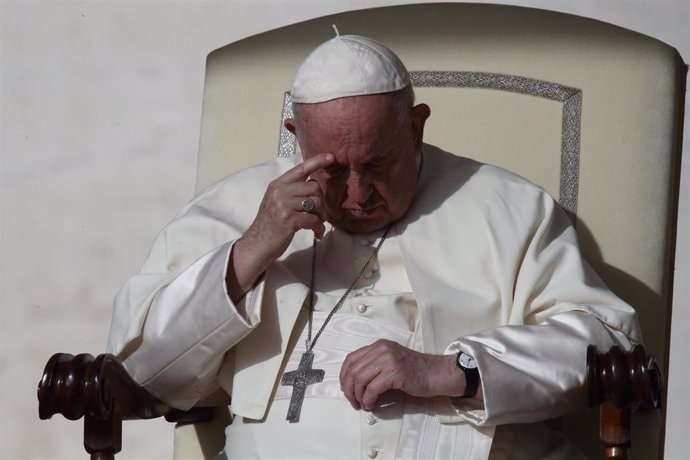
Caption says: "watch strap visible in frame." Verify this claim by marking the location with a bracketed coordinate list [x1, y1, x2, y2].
[456, 353, 479, 398]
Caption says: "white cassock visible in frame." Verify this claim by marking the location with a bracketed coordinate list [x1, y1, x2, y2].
[106, 144, 641, 459]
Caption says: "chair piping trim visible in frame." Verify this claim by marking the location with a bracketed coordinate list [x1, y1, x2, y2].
[278, 92, 296, 159]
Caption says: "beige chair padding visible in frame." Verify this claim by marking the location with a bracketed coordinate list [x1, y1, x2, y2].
[180, 3, 685, 459]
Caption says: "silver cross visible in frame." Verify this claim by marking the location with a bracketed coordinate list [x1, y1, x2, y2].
[280, 350, 325, 422]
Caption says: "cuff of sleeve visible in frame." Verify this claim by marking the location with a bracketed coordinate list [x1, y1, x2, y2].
[129, 241, 265, 406]
[223, 241, 264, 328]
[439, 312, 616, 426]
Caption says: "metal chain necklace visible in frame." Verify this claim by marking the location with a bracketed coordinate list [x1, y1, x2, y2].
[280, 224, 392, 422]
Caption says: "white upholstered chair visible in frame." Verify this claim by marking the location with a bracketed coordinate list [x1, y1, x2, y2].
[37, 3, 685, 460]
[180, 4, 685, 459]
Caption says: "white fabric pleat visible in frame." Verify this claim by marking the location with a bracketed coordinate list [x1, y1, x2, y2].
[396, 397, 494, 459]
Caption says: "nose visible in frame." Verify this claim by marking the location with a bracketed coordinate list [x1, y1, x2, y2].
[346, 171, 372, 204]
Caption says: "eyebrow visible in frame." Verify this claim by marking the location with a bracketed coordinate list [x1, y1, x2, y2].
[324, 163, 348, 173]
[364, 152, 391, 166]
[367, 153, 387, 163]
[323, 151, 391, 174]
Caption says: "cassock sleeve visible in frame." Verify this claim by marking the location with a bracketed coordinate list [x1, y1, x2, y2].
[106, 183, 267, 410]
[439, 191, 641, 426]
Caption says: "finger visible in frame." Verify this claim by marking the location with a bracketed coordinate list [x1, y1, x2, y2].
[343, 340, 393, 381]
[313, 221, 326, 240]
[353, 366, 381, 409]
[341, 353, 360, 409]
[341, 345, 381, 410]
[306, 177, 325, 196]
[347, 341, 409, 407]
[294, 197, 328, 223]
[346, 382, 361, 410]
[361, 374, 390, 411]
[340, 344, 372, 393]
[287, 180, 323, 197]
[339, 342, 382, 385]
[350, 352, 390, 408]
[339, 364, 359, 410]
[280, 153, 335, 183]
[295, 196, 322, 213]
[294, 212, 325, 235]
[264, 180, 326, 221]
[282, 181, 327, 220]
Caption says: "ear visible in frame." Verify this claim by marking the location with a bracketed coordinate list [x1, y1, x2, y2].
[410, 104, 431, 150]
[284, 118, 297, 135]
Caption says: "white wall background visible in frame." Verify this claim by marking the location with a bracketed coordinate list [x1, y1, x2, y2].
[1, 1, 687, 459]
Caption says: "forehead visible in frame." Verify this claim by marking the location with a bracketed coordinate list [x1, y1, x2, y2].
[295, 94, 402, 157]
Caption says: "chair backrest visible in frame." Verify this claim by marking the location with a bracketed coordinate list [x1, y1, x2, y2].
[190, 4, 685, 459]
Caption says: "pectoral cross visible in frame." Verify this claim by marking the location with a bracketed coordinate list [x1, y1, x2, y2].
[280, 350, 324, 422]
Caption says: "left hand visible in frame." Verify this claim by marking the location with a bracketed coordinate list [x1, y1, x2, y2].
[339, 339, 466, 411]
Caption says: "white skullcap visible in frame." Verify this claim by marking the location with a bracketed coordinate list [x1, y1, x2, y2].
[290, 33, 410, 104]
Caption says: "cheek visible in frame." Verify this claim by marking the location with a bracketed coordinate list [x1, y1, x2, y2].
[381, 166, 417, 212]
[379, 184, 404, 210]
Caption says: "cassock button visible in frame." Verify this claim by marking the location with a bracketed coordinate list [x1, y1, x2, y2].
[359, 237, 371, 246]
[367, 448, 379, 458]
[356, 304, 369, 314]
[365, 414, 377, 425]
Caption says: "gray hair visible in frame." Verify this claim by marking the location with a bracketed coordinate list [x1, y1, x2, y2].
[395, 84, 416, 125]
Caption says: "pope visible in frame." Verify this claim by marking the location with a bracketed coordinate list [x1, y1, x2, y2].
[107, 33, 640, 459]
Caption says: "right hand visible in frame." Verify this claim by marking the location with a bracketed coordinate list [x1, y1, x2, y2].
[227, 153, 335, 301]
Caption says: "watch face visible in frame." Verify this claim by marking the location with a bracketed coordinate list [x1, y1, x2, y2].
[458, 353, 478, 369]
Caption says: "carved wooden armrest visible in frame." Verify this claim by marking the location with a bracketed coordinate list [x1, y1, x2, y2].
[586, 345, 662, 460]
[37, 353, 214, 460]
[39, 346, 662, 459]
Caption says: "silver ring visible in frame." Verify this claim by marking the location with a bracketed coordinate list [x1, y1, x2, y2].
[301, 198, 315, 212]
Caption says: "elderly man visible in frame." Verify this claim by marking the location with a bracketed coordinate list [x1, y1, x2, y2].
[107, 34, 639, 459]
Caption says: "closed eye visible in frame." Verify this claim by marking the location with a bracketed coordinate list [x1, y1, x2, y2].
[365, 155, 389, 171]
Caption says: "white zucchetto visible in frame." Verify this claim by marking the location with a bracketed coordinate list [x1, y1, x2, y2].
[290, 34, 410, 104]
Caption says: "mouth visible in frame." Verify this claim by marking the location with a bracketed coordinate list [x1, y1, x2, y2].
[343, 206, 382, 219]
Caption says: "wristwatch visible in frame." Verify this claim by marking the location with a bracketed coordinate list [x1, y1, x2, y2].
[456, 352, 479, 398]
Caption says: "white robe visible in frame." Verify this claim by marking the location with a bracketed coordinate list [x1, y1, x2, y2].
[106, 144, 640, 457]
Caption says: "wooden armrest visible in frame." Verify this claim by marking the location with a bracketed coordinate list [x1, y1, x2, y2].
[586, 345, 662, 459]
[38, 353, 214, 459]
[39, 346, 662, 459]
